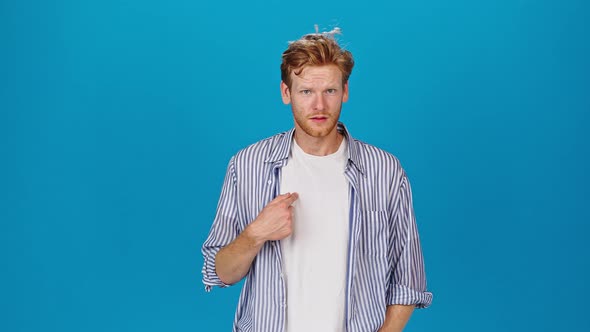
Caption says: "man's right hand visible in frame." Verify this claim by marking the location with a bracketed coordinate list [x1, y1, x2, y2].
[246, 192, 299, 244]
[215, 192, 299, 285]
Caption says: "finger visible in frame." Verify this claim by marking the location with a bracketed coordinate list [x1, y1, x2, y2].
[284, 192, 299, 205]
[270, 193, 292, 204]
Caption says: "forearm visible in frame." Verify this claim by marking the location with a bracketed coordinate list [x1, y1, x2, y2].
[378, 304, 415, 332]
[215, 226, 265, 285]
[214, 193, 298, 285]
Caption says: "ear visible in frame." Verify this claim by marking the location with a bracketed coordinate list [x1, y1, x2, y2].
[280, 81, 291, 105]
[342, 81, 349, 103]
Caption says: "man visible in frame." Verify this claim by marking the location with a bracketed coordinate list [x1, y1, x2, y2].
[202, 28, 432, 332]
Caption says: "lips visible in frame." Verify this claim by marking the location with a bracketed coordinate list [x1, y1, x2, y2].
[310, 116, 328, 123]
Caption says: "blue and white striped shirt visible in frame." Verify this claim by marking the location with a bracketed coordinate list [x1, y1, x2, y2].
[202, 123, 432, 332]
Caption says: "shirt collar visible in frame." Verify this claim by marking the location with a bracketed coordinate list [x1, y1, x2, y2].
[265, 122, 366, 175]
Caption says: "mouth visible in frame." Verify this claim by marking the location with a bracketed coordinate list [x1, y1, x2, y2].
[310, 115, 328, 123]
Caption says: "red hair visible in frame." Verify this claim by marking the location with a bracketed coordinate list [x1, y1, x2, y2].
[280, 28, 354, 88]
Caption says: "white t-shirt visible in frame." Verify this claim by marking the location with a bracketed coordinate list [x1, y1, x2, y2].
[280, 137, 350, 332]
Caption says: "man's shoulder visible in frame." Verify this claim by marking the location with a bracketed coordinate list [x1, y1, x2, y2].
[349, 137, 403, 170]
[231, 129, 292, 164]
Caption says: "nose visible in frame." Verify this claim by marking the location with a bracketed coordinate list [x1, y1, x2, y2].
[313, 94, 326, 111]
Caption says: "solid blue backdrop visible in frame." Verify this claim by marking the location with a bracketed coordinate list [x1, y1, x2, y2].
[1, 0, 589, 331]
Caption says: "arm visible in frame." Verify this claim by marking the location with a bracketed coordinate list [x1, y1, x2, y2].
[201, 155, 298, 290]
[378, 305, 415, 332]
[215, 193, 299, 285]
[385, 174, 432, 310]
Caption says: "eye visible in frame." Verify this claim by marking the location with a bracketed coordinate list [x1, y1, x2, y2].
[326, 89, 337, 95]
[300, 89, 312, 95]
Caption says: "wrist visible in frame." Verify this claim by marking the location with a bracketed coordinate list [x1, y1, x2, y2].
[243, 223, 267, 248]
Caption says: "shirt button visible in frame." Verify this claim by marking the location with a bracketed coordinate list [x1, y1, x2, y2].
[267, 180, 272, 185]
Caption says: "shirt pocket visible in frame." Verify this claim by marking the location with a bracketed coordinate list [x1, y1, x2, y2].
[359, 210, 389, 257]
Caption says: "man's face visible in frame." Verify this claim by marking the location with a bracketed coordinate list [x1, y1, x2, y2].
[281, 65, 349, 139]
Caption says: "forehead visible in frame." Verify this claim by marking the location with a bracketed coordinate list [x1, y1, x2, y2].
[291, 65, 343, 87]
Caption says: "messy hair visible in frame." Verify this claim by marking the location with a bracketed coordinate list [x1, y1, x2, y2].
[280, 27, 354, 88]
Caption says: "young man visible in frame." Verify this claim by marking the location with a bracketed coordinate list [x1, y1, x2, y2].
[202, 28, 432, 332]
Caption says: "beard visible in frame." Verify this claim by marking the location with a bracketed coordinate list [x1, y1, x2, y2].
[292, 110, 341, 138]
[291, 96, 343, 139]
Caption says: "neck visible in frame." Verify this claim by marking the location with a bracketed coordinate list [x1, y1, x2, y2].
[293, 129, 343, 156]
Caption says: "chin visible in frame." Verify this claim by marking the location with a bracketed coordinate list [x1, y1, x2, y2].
[294, 117, 339, 138]
[305, 125, 337, 138]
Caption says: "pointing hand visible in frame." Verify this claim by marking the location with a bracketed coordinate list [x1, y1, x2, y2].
[247, 193, 299, 243]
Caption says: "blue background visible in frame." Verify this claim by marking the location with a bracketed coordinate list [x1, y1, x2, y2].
[1, 0, 589, 331]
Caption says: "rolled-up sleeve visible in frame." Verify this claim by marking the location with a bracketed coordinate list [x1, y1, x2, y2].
[387, 174, 433, 308]
[201, 157, 239, 291]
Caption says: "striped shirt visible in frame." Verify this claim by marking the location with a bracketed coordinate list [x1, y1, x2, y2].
[202, 122, 432, 332]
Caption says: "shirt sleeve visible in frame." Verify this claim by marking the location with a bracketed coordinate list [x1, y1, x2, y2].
[201, 157, 239, 291]
[386, 174, 433, 308]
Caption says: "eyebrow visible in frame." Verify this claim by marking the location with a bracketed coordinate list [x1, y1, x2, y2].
[296, 85, 339, 90]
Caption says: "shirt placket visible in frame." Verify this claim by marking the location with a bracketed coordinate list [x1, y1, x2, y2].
[344, 162, 362, 332]
[267, 160, 287, 330]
